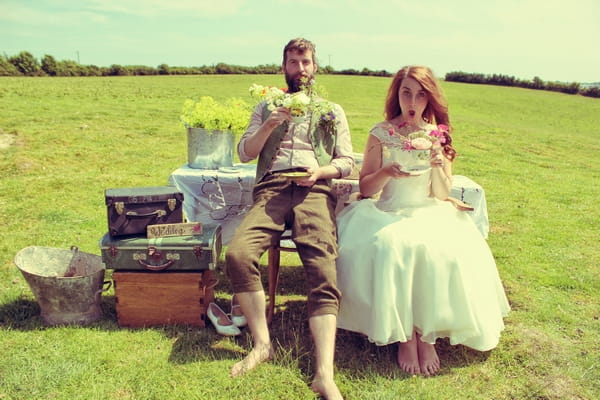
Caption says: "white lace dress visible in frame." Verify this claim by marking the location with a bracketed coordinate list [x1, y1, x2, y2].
[336, 123, 510, 351]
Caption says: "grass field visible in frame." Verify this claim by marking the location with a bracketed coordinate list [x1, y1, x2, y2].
[1, 74, 599, 399]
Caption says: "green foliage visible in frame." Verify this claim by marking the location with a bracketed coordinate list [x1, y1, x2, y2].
[445, 70, 587, 95]
[580, 85, 600, 98]
[0, 55, 21, 76]
[180, 96, 252, 134]
[8, 51, 40, 75]
[41, 54, 58, 76]
[0, 75, 599, 399]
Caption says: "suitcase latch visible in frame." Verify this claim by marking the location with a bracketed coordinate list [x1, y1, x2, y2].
[109, 246, 118, 257]
[148, 246, 162, 261]
[114, 202, 125, 215]
[168, 198, 177, 211]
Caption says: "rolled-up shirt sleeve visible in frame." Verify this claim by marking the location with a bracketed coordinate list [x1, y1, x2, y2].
[238, 102, 267, 163]
[330, 104, 354, 178]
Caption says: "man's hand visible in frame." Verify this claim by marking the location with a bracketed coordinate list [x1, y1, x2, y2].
[265, 106, 291, 129]
[294, 168, 318, 187]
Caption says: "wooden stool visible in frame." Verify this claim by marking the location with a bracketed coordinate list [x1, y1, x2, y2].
[266, 232, 296, 325]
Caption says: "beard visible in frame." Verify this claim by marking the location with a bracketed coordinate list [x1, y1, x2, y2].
[285, 72, 314, 93]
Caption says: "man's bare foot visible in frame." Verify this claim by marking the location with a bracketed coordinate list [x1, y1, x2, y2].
[310, 377, 343, 400]
[230, 343, 274, 377]
[397, 337, 420, 375]
[416, 338, 440, 376]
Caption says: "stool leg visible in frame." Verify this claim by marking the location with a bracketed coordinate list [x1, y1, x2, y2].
[267, 245, 280, 325]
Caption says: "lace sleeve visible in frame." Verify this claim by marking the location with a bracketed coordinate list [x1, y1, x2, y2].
[369, 122, 394, 143]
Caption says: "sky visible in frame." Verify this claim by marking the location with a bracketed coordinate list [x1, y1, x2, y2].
[1, 0, 599, 83]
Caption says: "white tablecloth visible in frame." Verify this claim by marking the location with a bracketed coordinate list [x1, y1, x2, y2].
[169, 164, 489, 244]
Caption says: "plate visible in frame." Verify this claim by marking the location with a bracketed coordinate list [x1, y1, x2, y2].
[401, 165, 431, 176]
[281, 171, 311, 180]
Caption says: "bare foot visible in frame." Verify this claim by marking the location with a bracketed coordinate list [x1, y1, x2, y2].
[397, 337, 420, 375]
[310, 377, 343, 400]
[230, 343, 274, 377]
[416, 337, 440, 376]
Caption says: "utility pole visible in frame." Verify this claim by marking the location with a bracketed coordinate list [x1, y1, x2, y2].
[76, 51, 80, 64]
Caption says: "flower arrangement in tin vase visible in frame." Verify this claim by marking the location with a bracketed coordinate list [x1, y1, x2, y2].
[180, 96, 252, 135]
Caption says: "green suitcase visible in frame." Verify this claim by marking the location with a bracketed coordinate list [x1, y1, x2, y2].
[99, 224, 221, 272]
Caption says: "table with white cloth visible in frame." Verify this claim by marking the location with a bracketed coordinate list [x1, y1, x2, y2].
[169, 164, 490, 244]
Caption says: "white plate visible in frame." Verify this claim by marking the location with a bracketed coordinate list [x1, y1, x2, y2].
[218, 167, 240, 173]
[402, 166, 431, 176]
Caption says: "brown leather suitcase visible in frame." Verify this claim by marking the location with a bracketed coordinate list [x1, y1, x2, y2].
[105, 186, 183, 237]
[112, 270, 215, 327]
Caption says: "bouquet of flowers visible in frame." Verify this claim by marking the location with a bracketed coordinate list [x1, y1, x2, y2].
[249, 80, 336, 123]
[385, 122, 448, 151]
[380, 123, 449, 163]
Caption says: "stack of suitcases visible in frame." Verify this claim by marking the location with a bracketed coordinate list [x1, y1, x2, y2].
[99, 186, 221, 328]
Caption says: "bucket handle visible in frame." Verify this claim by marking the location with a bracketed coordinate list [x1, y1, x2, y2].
[95, 280, 112, 302]
[137, 259, 174, 272]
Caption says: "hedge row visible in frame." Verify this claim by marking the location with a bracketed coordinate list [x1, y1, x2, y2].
[444, 71, 600, 98]
[0, 51, 392, 78]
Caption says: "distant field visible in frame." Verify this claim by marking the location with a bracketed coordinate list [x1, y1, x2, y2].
[0, 75, 599, 399]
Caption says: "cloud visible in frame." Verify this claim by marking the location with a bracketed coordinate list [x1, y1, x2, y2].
[0, 1, 108, 26]
[85, 0, 248, 18]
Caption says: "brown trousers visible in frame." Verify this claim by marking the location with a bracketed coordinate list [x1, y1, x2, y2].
[225, 172, 341, 317]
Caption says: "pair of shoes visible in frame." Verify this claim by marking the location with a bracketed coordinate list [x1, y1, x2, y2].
[230, 296, 247, 328]
[207, 302, 241, 336]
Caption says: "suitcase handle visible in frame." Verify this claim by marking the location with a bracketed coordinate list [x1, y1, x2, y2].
[137, 258, 174, 271]
[126, 209, 167, 218]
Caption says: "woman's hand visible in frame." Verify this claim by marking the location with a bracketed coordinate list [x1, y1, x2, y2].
[430, 147, 445, 169]
[384, 162, 410, 179]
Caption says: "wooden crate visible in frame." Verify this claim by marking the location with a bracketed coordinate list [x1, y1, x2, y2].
[113, 270, 215, 327]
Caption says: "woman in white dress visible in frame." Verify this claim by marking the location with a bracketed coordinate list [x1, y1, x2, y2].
[336, 65, 510, 376]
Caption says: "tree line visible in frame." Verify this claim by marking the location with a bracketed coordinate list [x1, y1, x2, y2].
[0, 51, 392, 78]
[2, 51, 598, 98]
[445, 71, 600, 98]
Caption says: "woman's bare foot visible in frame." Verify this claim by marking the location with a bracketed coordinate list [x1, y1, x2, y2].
[416, 337, 440, 376]
[230, 343, 274, 377]
[310, 377, 343, 400]
[397, 337, 420, 375]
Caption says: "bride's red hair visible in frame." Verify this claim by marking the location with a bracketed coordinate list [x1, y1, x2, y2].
[385, 65, 456, 160]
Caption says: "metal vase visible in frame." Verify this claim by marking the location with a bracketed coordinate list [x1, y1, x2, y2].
[187, 127, 234, 169]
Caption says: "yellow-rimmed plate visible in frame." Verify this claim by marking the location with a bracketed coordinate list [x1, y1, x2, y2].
[281, 171, 311, 180]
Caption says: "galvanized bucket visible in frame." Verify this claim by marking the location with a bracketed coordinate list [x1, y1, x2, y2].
[187, 127, 234, 169]
[14, 246, 111, 325]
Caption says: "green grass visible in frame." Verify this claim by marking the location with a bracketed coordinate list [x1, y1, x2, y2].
[1, 75, 599, 400]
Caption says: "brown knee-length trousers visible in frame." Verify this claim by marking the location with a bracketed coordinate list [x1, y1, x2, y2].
[226, 172, 341, 317]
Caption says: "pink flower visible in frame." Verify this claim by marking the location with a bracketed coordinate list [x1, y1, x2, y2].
[388, 128, 395, 136]
[429, 129, 441, 138]
[411, 137, 432, 150]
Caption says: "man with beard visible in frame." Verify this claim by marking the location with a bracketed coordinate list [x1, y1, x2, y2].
[225, 38, 353, 400]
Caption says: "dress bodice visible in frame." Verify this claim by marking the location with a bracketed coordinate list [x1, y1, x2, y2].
[370, 123, 437, 212]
